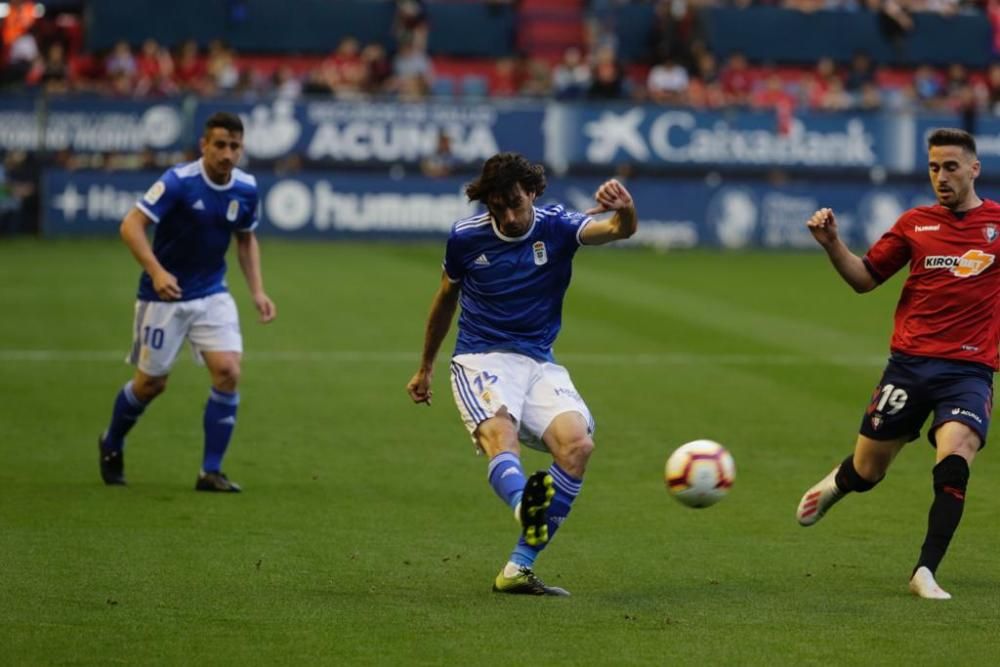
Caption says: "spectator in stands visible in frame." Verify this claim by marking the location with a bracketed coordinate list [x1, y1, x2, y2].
[2, 21, 38, 86]
[647, 56, 690, 105]
[207, 39, 239, 94]
[273, 65, 302, 100]
[38, 41, 71, 94]
[105, 40, 136, 80]
[134, 38, 176, 96]
[2, 0, 36, 62]
[421, 131, 458, 179]
[845, 51, 875, 94]
[648, 0, 704, 73]
[987, 62, 1000, 114]
[390, 36, 433, 100]
[323, 37, 367, 99]
[913, 64, 944, 107]
[491, 57, 520, 97]
[174, 40, 208, 95]
[873, 0, 914, 54]
[519, 56, 552, 98]
[719, 52, 752, 107]
[552, 47, 591, 100]
[856, 80, 884, 110]
[361, 42, 392, 96]
[587, 45, 627, 99]
[394, 0, 429, 52]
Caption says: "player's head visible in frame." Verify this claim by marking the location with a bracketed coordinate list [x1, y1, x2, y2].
[200, 112, 244, 185]
[466, 152, 546, 236]
[927, 128, 980, 211]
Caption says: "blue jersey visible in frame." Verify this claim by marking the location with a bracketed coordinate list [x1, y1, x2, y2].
[444, 204, 592, 362]
[134, 159, 259, 302]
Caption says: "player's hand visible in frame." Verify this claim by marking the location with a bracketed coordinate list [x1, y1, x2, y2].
[407, 368, 433, 405]
[253, 291, 277, 323]
[152, 269, 182, 301]
[806, 208, 840, 247]
[585, 179, 634, 215]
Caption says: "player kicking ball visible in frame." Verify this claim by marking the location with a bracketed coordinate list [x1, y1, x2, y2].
[797, 128, 999, 600]
[407, 152, 637, 595]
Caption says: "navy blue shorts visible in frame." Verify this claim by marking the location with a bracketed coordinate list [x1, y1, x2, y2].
[859, 352, 994, 448]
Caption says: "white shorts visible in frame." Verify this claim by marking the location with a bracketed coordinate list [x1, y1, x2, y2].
[126, 292, 243, 376]
[450, 351, 595, 452]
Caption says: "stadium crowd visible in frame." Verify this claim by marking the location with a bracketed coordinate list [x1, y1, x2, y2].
[1, 0, 999, 114]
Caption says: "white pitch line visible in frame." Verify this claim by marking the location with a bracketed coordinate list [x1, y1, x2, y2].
[0, 349, 887, 366]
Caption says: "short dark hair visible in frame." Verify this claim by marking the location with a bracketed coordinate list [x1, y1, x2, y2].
[465, 152, 546, 204]
[204, 111, 244, 137]
[928, 128, 976, 156]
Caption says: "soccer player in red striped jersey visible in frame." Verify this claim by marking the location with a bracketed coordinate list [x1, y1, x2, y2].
[795, 128, 997, 600]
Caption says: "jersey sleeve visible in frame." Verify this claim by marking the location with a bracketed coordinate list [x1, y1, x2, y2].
[551, 204, 593, 246]
[863, 216, 911, 283]
[442, 232, 464, 283]
[135, 169, 182, 223]
[239, 190, 260, 232]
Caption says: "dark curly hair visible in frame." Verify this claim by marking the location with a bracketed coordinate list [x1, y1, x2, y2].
[465, 152, 547, 206]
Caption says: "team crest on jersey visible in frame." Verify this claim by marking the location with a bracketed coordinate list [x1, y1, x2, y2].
[924, 250, 995, 277]
[984, 225, 998, 243]
[532, 241, 548, 266]
[226, 200, 240, 222]
[143, 181, 166, 205]
[870, 413, 883, 431]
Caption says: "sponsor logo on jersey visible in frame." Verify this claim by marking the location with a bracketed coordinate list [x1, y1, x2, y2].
[143, 181, 166, 205]
[192, 199, 206, 211]
[984, 225, 998, 243]
[950, 407, 983, 424]
[923, 250, 995, 277]
[532, 241, 548, 266]
[914, 224, 940, 232]
[870, 413, 883, 430]
[474, 253, 490, 266]
[226, 199, 240, 222]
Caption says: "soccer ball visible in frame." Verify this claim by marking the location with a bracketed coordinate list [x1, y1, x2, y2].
[664, 439, 735, 508]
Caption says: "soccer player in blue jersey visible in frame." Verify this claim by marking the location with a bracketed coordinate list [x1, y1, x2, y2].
[406, 152, 637, 595]
[97, 111, 276, 492]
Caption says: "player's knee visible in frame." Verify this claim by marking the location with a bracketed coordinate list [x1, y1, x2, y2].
[558, 435, 594, 476]
[212, 364, 241, 391]
[933, 454, 970, 492]
[134, 375, 168, 401]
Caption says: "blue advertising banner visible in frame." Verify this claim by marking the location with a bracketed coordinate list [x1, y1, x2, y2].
[194, 99, 546, 165]
[0, 98, 185, 153]
[543, 105, 915, 172]
[43, 169, 936, 249]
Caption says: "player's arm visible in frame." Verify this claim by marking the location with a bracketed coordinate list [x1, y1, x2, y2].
[120, 207, 182, 300]
[234, 230, 276, 323]
[580, 178, 638, 245]
[806, 208, 877, 293]
[406, 273, 461, 405]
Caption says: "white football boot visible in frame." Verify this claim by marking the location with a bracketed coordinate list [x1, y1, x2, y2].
[909, 567, 952, 600]
[796, 466, 844, 526]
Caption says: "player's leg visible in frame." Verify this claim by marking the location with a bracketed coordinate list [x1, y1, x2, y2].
[493, 363, 593, 596]
[449, 354, 539, 519]
[99, 300, 186, 485]
[189, 293, 244, 492]
[450, 354, 565, 595]
[910, 419, 984, 599]
[799, 357, 928, 525]
[796, 434, 905, 525]
[196, 350, 242, 492]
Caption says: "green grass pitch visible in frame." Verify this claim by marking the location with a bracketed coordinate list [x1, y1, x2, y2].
[1, 238, 998, 665]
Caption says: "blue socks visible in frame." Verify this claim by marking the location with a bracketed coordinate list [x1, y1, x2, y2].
[510, 462, 583, 568]
[202, 388, 239, 473]
[102, 381, 148, 451]
[488, 451, 527, 509]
